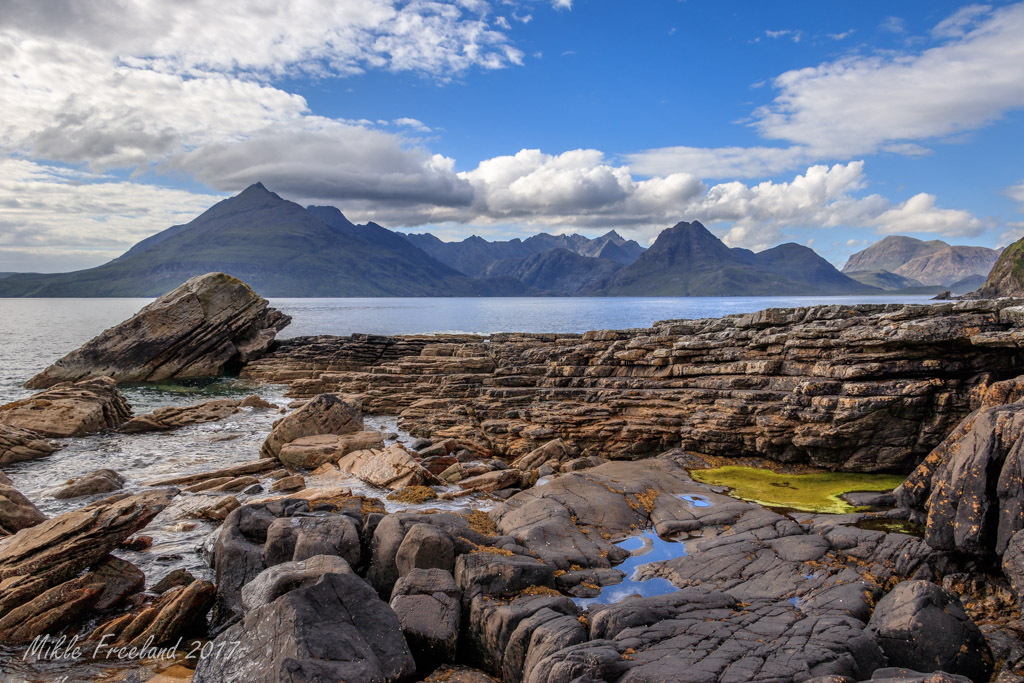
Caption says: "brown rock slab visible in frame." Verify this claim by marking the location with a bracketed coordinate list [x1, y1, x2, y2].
[260, 393, 363, 460]
[278, 430, 385, 469]
[119, 398, 241, 433]
[25, 272, 290, 389]
[0, 377, 132, 438]
[336, 443, 433, 490]
[0, 423, 60, 466]
[0, 488, 174, 615]
[51, 468, 125, 499]
[0, 483, 46, 535]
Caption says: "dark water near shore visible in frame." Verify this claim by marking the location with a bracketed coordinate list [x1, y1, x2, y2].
[0, 295, 935, 406]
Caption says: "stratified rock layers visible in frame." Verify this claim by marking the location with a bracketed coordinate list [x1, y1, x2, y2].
[244, 301, 1024, 472]
[26, 272, 290, 389]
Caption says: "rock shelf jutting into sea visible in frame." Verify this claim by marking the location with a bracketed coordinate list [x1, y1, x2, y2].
[2, 271, 1023, 683]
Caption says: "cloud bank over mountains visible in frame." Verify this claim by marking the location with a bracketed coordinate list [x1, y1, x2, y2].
[0, 0, 1019, 270]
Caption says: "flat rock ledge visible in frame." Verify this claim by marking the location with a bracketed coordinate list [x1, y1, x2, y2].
[243, 299, 1024, 472]
[25, 271, 290, 389]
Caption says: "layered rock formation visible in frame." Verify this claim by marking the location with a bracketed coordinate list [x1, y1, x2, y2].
[244, 300, 1024, 472]
[25, 272, 290, 389]
[0, 489, 174, 643]
[0, 376, 132, 439]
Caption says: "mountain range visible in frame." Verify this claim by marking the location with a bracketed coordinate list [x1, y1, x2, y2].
[841, 236, 999, 293]
[0, 183, 995, 298]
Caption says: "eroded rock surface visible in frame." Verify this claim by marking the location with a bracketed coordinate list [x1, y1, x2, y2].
[26, 272, 290, 389]
[259, 392, 362, 460]
[243, 300, 1024, 471]
[0, 423, 59, 465]
[119, 398, 243, 433]
[0, 376, 132, 438]
[194, 573, 416, 683]
[0, 482, 46, 535]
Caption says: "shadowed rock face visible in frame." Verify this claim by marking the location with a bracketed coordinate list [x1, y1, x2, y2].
[25, 272, 290, 389]
[244, 300, 1024, 473]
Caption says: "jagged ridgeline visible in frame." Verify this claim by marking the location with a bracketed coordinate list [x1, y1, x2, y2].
[0, 182, 884, 297]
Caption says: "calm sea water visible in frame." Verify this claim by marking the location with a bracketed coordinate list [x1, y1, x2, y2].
[0, 295, 936, 405]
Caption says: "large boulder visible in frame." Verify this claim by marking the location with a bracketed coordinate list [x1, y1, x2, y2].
[260, 393, 362, 460]
[0, 483, 45, 535]
[193, 573, 416, 683]
[896, 379, 1024, 557]
[867, 580, 992, 682]
[241, 555, 354, 611]
[0, 423, 59, 466]
[0, 377, 132, 438]
[390, 568, 461, 672]
[25, 272, 290, 389]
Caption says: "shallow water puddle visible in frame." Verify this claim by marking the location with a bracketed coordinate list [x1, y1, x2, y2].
[574, 529, 686, 608]
[689, 466, 905, 514]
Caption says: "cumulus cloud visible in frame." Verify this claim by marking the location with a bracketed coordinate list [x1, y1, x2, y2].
[869, 193, 986, 238]
[0, 0, 524, 172]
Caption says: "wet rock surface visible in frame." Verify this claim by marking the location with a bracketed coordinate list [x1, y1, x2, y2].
[119, 397, 244, 433]
[25, 272, 290, 389]
[0, 481, 46, 534]
[51, 468, 125, 499]
[0, 423, 60, 465]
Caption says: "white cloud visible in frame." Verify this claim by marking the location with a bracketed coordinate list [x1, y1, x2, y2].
[880, 16, 906, 34]
[629, 4, 1024, 177]
[553, 0, 572, 9]
[931, 4, 992, 38]
[0, 159, 222, 271]
[755, 4, 1024, 157]
[869, 193, 986, 238]
[1006, 180, 1024, 205]
[765, 29, 801, 43]
[0, 0, 525, 173]
[626, 145, 815, 180]
[393, 118, 432, 132]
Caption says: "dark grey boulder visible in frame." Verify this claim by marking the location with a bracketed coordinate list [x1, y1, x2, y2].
[241, 554, 354, 611]
[455, 552, 556, 604]
[193, 573, 415, 683]
[867, 580, 992, 682]
[264, 514, 361, 567]
[389, 568, 460, 672]
[395, 523, 455, 576]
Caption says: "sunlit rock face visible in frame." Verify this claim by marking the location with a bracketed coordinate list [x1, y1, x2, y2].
[244, 300, 1024, 473]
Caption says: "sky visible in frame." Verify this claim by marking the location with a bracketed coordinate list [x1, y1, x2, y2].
[1, 0, 1023, 273]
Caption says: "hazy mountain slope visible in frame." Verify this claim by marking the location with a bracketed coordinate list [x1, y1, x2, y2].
[844, 270, 924, 291]
[892, 245, 1000, 286]
[483, 248, 622, 294]
[752, 243, 881, 294]
[842, 236, 949, 273]
[0, 184, 527, 297]
[600, 221, 877, 296]
[403, 229, 645, 276]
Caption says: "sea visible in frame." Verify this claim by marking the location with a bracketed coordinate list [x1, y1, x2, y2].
[0, 294, 937, 407]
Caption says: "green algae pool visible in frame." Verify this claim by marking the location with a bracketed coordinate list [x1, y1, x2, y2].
[689, 466, 905, 514]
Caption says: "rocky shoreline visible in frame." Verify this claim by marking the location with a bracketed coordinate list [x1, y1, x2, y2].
[1, 272, 1023, 683]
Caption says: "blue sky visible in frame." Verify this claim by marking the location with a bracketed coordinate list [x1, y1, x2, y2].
[1, 0, 1023, 272]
